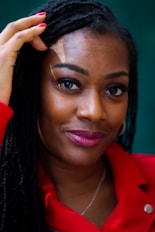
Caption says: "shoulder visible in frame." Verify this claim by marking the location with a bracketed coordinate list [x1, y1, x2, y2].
[131, 153, 155, 201]
[106, 142, 155, 182]
[131, 154, 155, 201]
[131, 153, 155, 176]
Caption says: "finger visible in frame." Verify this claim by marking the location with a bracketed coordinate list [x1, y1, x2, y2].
[0, 13, 46, 45]
[30, 36, 48, 51]
[5, 23, 47, 52]
[0, 23, 46, 71]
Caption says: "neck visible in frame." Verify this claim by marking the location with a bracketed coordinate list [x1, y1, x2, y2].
[41, 153, 104, 189]
[39, 150, 117, 228]
[39, 144, 106, 186]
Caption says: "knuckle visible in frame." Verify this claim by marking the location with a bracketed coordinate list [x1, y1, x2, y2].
[7, 21, 18, 31]
[0, 46, 17, 66]
[0, 45, 5, 54]
[0, 45, 9, 56]
[15, 31, 25, 40]
[0, 47, 7, 60]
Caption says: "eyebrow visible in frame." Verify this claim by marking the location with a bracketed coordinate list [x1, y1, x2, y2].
[53, 63, 88, 75]
[105, 71, 129, 79]
[53, 63, 129, 79]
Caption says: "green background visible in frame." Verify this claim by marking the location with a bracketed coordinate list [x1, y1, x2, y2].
[1, 0, 154, 154]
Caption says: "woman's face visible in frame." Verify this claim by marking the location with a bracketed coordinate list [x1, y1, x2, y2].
[39, 30, 129, 167]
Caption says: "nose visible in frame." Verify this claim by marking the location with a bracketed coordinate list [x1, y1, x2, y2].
[77, 91, 107, 122]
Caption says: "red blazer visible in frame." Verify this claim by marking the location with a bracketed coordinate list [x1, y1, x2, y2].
[1, 102, 155, 231]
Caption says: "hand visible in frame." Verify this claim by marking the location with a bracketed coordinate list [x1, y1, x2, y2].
[0, 13, 47, 105]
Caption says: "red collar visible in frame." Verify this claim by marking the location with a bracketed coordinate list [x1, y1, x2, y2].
[105, 142, 146, 197]
[38, 142, 154, 232]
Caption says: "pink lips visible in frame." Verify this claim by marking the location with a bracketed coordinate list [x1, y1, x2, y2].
[66, 130, 105, 147]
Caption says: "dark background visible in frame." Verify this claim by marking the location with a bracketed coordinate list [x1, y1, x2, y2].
[1, 0, 154, 154]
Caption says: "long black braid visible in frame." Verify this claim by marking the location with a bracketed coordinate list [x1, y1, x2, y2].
[0, 0, 138, 231]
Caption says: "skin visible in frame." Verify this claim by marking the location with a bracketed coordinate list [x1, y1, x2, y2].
[38, 30, 130, 226]
[39, 30, 129, 167]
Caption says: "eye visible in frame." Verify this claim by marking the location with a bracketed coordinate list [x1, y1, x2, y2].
[105, 85, 127, 97]
[57, 78, 81, 91]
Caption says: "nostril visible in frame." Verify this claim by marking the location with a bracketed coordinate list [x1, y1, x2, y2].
[76, 96, 106, 122]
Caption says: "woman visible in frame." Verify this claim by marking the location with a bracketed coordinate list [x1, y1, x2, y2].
[0, 0, 155, 231]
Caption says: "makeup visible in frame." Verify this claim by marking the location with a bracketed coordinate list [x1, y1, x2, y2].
[50, 38, 66, 63]
[65, 130, 105, 147]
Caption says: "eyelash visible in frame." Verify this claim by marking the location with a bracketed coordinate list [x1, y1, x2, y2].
[56, 78, 81, 92]
[56, 78, 128, 97]
[105, 84, 128, 97]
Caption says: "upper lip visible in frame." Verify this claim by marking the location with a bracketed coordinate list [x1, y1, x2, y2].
[66, 130, 105, 139]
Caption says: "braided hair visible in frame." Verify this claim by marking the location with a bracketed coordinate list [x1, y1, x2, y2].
[0, 0, 138, 231]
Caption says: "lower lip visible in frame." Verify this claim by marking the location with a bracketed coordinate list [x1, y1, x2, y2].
[65, 132, 103, 148]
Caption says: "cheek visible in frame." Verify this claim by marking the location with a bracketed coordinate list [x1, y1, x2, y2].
[106, 99, 128, 130]
[39, 85, 76, 124]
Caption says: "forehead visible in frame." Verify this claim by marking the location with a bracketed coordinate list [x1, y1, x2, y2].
[45, 29, 129, 71]
[50, 28, 127, 47]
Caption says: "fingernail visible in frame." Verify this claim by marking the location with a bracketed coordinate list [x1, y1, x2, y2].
[37, 12, 46, 16]
[38, 23, 47, 27]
